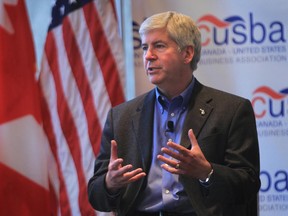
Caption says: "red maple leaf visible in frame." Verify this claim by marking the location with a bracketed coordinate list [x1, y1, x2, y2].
[0, 0, 41, 124]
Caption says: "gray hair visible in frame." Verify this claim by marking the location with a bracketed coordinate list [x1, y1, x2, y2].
[139, 11, 201, 71]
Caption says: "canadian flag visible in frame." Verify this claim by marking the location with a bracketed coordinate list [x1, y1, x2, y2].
[0, 0, 55, 215]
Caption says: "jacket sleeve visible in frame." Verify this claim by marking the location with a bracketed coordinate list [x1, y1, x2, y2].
[210, 98, 261, 204]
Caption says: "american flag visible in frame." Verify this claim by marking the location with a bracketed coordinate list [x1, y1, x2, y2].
[0, 0, 125, 215]
[39, 0, 125, 215]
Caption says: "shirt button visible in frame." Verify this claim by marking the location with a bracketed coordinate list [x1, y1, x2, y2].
[165, 189, 170, 194]
[171, 113, 175, 117]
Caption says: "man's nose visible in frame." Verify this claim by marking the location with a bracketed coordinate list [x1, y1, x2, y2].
[144, 48, 157, 60]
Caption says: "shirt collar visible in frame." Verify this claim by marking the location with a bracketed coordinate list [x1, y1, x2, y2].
[155, 76, 195, 111]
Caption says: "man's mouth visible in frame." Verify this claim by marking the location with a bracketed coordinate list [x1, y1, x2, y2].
[147, 67, 161, 72]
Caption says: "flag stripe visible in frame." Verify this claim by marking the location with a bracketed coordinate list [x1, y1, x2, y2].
[63, 14, 102, 157]
[51, 20, 94, 184]
[109, 0, 118, 22]
[93, 0, 126, 92]
[39, 74, 72, 216]
[40, 50, 80, 215]
[44, 31, 95, 216]
[83, 3, 125, 106]
[42, 34, 80, 216]
[68, 8, 112, 130]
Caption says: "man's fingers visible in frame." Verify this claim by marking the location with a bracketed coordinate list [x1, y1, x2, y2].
[114, 164, 133, 176]
[123, 168, 146, 181]
[110, 140, 118, 161]
[188, 129, 199, 149]
[111, 167, 146, 187]
[166, 140, 189, 156]
[157, 154, 179, 168]
[108, 158, 123, 171]
[160, 146, 184, 161]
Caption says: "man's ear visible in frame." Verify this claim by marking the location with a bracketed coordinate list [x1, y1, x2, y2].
[183, 45, 194, 64]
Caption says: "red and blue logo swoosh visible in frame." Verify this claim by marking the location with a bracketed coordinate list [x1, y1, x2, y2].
[197, 14, 245, 46]
[253, 86, 288, 100]
[252, 86, 288, 119]
[197, 14, 245, 28]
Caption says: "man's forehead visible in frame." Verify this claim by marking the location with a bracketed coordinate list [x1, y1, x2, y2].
[141, 29, 170, 43]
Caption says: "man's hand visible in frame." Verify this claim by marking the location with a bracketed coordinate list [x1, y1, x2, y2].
[157, 129, 212, 180]
[105, 140, 146, 194]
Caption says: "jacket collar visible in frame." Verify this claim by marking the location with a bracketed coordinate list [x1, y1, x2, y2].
[132, 90, 156, 172]
[181, 79, 214, 148]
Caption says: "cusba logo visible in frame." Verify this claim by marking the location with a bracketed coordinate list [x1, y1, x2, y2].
[197, 13, 286, 46]
[252, 86, 288, 119]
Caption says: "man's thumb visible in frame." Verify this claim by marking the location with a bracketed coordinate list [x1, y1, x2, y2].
[188, 129, 199, 149]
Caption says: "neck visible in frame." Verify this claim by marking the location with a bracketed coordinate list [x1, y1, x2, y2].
[159, 75, 193, 100]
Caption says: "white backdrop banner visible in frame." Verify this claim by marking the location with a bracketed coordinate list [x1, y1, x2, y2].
[132, 0, 288, 215]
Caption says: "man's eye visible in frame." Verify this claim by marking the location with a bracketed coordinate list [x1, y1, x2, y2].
[156, 44, 165, 49]
[142, 46, 148, 51]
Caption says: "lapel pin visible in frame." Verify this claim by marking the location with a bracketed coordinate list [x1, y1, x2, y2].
[199, 108, 205, 116]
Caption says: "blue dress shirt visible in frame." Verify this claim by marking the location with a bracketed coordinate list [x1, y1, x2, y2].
[137, 78, 196, 213]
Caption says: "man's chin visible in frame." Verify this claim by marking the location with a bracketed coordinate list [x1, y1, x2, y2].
[149, 79, 161, 86]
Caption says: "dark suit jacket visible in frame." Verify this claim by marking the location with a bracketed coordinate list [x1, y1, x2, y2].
[88, 79, 261, 216]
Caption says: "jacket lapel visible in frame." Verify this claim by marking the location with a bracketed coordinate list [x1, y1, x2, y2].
[181, 79, 214, 149]
[131, 90, 156, 172]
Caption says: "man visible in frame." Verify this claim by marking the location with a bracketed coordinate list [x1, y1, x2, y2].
[88, 11, 260, 216]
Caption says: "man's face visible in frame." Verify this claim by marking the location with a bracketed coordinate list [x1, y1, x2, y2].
[141, 28, 191, 92]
